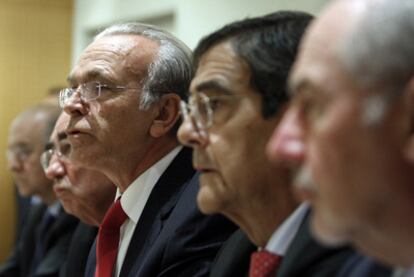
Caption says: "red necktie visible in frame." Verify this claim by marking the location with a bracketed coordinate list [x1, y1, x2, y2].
[249, 250, 283, 277]
[96, 198, 128, 277]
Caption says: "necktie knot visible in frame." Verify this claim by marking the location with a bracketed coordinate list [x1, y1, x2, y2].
[249, 250, 283, 277]
[100, 198, 128, 230]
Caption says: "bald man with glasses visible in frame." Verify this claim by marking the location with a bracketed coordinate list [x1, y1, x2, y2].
[1, 104, 78, 277]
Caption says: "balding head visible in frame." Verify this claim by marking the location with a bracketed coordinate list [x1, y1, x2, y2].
[269, 0, 414, 267]
[7, 103, 60, 204]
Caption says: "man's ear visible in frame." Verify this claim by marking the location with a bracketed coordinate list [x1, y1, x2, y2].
[403, 77, 414, 162]
[149, 93, 181, 138]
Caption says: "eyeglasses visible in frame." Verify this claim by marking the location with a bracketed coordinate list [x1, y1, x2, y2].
[6, 147, 32, 164]
[180, 92, 242, 130]
[40, 148, 65, 171]
[59, 82, 139, 108]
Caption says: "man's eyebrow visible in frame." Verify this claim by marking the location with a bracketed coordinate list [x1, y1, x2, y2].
[194, 80, 232, 95]
[67, 69, 113, 85]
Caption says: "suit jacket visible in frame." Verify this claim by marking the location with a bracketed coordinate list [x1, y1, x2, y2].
[277, 213, 354, 277]
[209, 229, 256, 277]
[60, 223, 98, 277]
[336, 252, 392, 277]
[209, 212, 354, 277]
[0, 204, 79, 277]
[84, 148, 237, 277]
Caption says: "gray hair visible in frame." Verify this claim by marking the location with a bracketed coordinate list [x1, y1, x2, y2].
[339, 0, 414, 94]
[95, 22, 193, 109]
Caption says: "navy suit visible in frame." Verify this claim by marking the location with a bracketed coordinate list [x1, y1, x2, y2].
[0, 204, 78, 277]
[84, 148, 237, 277]
[60, 223, 98, 277]
[336, 252, 392, 277]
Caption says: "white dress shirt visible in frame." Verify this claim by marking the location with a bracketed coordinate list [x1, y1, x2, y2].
[265, 202, 310, 256]
[47, 201, 61, 217]
[114, 146, 182, 277]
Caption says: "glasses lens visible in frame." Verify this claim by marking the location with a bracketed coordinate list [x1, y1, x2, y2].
[180, 101, 189, 119]
[40, 149, 52, 171]
[83, 82, 100, 101]
[59, 88, 71, 108]
[6, 148, 31, 163]
[195, 94, 211, 129]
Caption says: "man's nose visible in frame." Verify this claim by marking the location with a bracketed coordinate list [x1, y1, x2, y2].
[45, 157, 66, 181]
[8, 157, 23, 172]
[177, 116, 209, 148]
[267, 107, 306, 167]
[62, 91, 88, 116]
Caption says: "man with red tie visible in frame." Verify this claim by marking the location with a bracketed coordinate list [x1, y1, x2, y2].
[178, 11, 353, 277]
[59, 23, 236, 277]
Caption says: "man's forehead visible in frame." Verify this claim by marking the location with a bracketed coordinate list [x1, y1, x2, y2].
[191, 41, 250, 94]
[69, 34, 159, 84]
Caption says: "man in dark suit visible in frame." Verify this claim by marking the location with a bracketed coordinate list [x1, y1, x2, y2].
[1, 104, 78, 277]
[266, 0, 414, 274]
[40, 112, 116, 277]
[59, 22, 236, 277]
[178, 12, 352, 277]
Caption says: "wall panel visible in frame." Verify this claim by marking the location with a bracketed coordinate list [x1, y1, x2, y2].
[0, 0, 72, 262]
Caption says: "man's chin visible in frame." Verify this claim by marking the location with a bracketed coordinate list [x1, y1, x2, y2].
[310, 213, 349, 247]
[196, 186, 221, 215]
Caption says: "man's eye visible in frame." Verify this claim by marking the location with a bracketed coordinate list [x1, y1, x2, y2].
[209, 98, 223, 111]
[59, 143, 71, 157]
[99, 84, 112, 92]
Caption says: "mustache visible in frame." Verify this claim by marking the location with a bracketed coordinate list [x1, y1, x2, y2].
[54, 175, 72, 189]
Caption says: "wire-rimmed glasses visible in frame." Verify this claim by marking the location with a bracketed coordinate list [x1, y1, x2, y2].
[58, 82, 139, 108]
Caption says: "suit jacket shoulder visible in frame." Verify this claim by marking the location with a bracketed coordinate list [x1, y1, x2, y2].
[209, 229, 256, 277]
[337, 253, 392, 277]
[277, 212, 354, 277]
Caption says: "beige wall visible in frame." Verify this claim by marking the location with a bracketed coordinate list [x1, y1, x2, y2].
[0, 0, 72, 262]
[73, 0, 329, 62]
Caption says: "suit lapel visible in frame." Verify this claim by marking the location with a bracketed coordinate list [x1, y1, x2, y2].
[120, 148, 194, 277]
[277, 211, 353, 277]
[35, 207, 79, 275]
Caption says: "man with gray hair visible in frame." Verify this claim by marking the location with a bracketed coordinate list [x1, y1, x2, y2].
[60, 22, 235, 277]
[267, 0, 414, 274]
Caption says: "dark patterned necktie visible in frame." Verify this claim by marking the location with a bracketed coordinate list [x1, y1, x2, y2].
[249, 250, 283, 277]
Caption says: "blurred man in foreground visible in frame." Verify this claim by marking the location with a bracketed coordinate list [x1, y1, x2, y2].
[268, 0, 414, 274]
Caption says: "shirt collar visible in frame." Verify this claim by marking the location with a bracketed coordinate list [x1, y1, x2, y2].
[265, 202, 310, 256]
[116, 146, 183, 223]
[47, 201, 61, 217]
